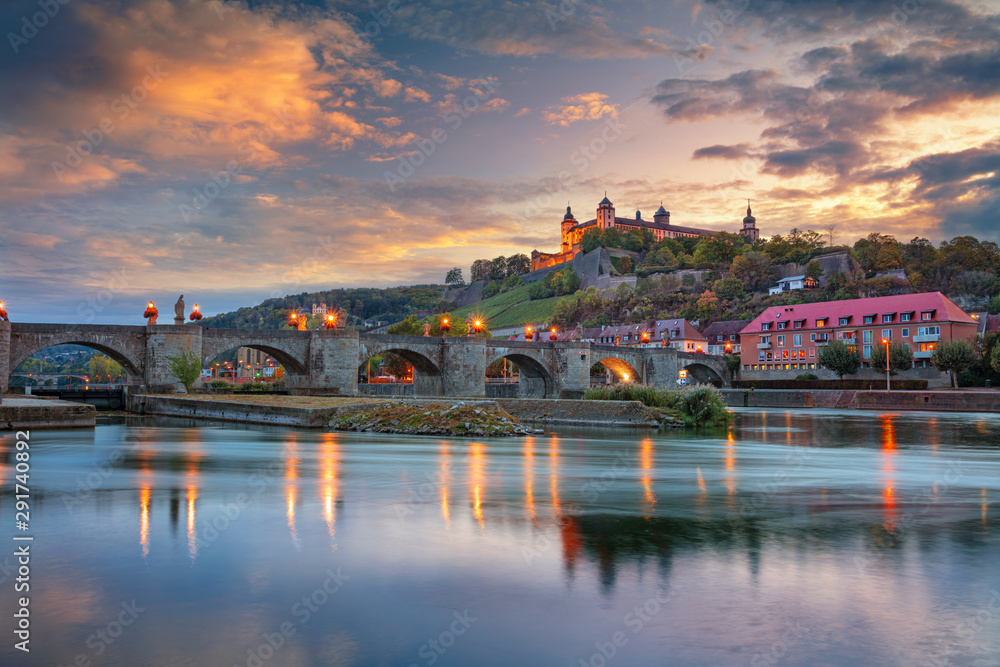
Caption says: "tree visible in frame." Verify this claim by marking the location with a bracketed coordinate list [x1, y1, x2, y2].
[991, 345, 1000, 374]
[713, 276, 744, 300]
[580, 228, 602, 252]
[869, 340, 913, 376]
[386, 314, 422, 336]
[990, 294, 1000, 315]
[598, 227, 623, 249]
[931, 340, 977, 388]
[166, 348, 202, 393]
[726, 354, 742, 380]
[445, 267, 465, 287]
[817, 340, 861, 379]
[730, 251, 775, 291]
[489, 256, 508, 281]
[506, 253, 531, 276]
[481, 281, 500, 299]
[470, 259, 491, 282]
[804, 260, 824, 282]
[88, 354, 123, 382]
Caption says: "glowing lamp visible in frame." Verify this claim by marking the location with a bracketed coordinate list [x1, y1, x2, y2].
[143, 302, 158, 319]
[0, 300, 7, 321]
[189, 304, 203, 321]
[549, 327, 558, 341]
[325, 313, 337, 329]
[440, 318, 451, 333]
[472, 319, 483, 334]
[524, 326, 533, 341]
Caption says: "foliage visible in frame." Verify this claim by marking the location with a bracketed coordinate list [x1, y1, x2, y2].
[580, 228, 602, 252]
[445, 267, 465, 287]
[730, 251, 777, 292]
[470, 253, 530, 282]
[583, 383, 733, 428]
[166, 348, 202, 393]
[713, 276, 745, 300]
[804, 260, 824, 281]
[931, 339, 978, 388]
[209, 380, 232, 388]
[199, 284, 444, 330]
[817, 340, 862, 379]
[869, 340, 914, 376]
[795, 373, 819, 380]
[481, 281, 501, 299]
[87, 354, 124, 382]
[991, 345, 1000, 374]
[726, 355, 742, 378]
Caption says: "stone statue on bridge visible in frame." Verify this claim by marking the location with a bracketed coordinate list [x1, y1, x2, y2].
[423, 321, 431, 337]
[174, 295, 185, 325]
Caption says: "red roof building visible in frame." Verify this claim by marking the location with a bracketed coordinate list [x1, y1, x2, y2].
[738, 292, 978, 376]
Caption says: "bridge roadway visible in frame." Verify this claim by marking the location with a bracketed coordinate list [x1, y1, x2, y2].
[0, 322, 727, 398]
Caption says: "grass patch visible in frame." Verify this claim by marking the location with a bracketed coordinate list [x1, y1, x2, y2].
[332, 402, 530, 436]
[584, 383, 732, 428]
[453, 283, 562, 330]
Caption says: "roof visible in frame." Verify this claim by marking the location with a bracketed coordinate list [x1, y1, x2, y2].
[701, 319, 750, 340]
[776, 275, 806, 283]
[599, 195, 612, 205]
[593, 319, 707, 342]
[569, 216, 718, 236]
[740, 292, 977, 335]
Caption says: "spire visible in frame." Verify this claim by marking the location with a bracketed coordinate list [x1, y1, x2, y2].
[563, 203, 574, 220]
[743, 200, 756, 226]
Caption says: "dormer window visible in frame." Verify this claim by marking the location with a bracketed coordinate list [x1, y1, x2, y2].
[901, 312, 913, 322]
[816, 318, 827, 327]
[882, 313, 895, 323]
[921, 310, 935, 321]
[863, 314, 876, 324]
[839, 316, 851, 326]
[761, 322, 771, 331]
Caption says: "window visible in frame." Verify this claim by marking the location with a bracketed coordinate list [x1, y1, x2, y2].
[730, 335, 736, 341]
[794, 320, 805, 329]
[799, 350, 806, 358]
[809, 348, 816, 358]
[782, 349, 789, 359]
[759, 351, 766, 362]
[863, 345, 872, 359]
[863, 330, 872, 344]
[921, 311, 933, 321]
[882, 329, 892, 341]
[917, 326, 940, 336]
[918, 342, 937, 352]
[777, 335, 785, 347]
[816, 318, 827, 327]
[882, 314, 894, 323]
[761, 322, 771, 331]
[901, 313, 912, 322]
[839, 317, 851, 326]
[863, 315, 875, 325]
[810, 333, 817, 342]
[761, 335, 770, 344]
[901, 328, 909, 338]
[793, 334, 803, 347]
[777, 321, 787, 330]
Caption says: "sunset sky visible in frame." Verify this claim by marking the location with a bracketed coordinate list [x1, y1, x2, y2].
[2, 0, 1000, 323]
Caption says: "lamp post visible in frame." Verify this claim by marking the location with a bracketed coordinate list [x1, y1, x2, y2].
[882, 338, 890, 392]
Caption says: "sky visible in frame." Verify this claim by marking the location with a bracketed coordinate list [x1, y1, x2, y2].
[1, 0, 999, 323]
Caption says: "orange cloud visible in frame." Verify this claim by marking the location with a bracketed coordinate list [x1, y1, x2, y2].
[543, 93, 619, 126]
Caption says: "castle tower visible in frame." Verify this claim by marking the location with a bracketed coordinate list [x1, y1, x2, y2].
[560, 204, 576, 252]
[597, 193, 615, 230]
[653, 202, 670, 226]
[740, 200, 759, 242]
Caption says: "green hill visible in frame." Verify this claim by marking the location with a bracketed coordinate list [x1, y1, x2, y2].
[452, 284, 561, 330]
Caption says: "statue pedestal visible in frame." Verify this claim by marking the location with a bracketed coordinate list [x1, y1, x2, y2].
[174, 316, 185, 326]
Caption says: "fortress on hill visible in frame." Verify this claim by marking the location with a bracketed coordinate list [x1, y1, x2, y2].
[530, 195, 760, 271]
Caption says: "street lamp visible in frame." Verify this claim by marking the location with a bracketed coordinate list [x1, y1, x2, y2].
[882, 338, 890, 392]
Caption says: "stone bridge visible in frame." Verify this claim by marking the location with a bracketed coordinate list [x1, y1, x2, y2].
[1, 321, 727, 398]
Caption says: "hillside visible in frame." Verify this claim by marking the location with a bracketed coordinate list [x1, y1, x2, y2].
[199, 285, 446, 330]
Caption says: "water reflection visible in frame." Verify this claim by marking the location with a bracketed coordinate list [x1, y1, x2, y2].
[7, 410, 1000, 667]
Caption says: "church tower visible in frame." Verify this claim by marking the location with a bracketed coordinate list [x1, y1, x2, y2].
[653, 202, 670, 226]
[597, 193, 615, 230]
[560, 204, 576, 252]
[740, 201, 759, 242]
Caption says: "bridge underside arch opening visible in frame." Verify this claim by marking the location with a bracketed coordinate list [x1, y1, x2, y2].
[488, 354, 553, 398]
[10, 343, 140, 387]
[592, 357, 640, 384]
[363, 348, 442, 396]
[203, 345, 307, 385]
[682, 363, 724, 384]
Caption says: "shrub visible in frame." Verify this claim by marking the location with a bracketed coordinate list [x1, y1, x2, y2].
[210, 380, 233, 388]
[165, 348, 202, 393]
[795, 373, 819, 380]
[583, 383, 732, 428]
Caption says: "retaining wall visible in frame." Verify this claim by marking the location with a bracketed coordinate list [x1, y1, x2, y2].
[0, 397, 95, 429]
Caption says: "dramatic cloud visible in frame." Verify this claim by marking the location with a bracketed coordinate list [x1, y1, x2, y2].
[543, 93, 619, 126]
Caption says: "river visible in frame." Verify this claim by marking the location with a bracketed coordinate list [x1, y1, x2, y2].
[1, 409, 999, 666]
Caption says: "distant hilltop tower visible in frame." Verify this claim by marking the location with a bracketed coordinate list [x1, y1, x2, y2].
[741, 200, 759, 242]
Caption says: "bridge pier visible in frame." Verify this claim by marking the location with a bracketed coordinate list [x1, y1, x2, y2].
[305, 329, 359, 396]
[441, 337, 487, 398]
[145, 324, 204, 391]
[554, 343, 590, 398]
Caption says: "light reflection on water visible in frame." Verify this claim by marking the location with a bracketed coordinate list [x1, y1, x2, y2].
[0, 408, 998, 666]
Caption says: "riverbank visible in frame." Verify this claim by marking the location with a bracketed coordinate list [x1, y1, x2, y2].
[332, 402, 535, 436]
[720, 388, 1000, 412]
[126, 394, 679, 429]
[1, 396, 95, 429]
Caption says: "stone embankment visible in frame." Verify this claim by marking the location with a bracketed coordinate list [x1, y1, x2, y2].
[331, 402, 536, 436]
[1, 396, 95, 429]
[720, 388, 1000, 412]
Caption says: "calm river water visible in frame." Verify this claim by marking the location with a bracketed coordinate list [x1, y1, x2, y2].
[2, 409, 999, 666]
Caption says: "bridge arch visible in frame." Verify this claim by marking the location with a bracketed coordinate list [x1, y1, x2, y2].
[487, 351, 555, 398]
[360, 344, 443, 396]
[681, 362, 724, 384]
[590, 349, 643, 383]
[200, 330, 311, 386]
[9, 336, 144, 385]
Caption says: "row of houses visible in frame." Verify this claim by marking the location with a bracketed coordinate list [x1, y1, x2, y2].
[508, 292, 998, 383]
